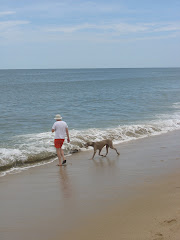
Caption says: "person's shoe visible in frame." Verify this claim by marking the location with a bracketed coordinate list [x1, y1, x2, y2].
[62, 160, 66, 165]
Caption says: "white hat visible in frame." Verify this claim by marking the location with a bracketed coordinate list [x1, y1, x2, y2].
[54, 114, 62, 120]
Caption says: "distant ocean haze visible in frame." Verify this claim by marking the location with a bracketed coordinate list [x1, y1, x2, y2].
[1, 68, 180, 175]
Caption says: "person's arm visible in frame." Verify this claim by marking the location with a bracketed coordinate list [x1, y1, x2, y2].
[66, 128, 70, 143]
[52, 123, 55, 133]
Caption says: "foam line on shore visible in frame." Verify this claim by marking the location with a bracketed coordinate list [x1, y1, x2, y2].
[1, 115, 180, 175]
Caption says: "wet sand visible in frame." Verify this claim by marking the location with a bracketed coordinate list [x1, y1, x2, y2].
[1, 130, 180, 240]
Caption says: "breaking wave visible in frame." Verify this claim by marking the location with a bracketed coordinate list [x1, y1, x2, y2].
[1, 113, 180, 176]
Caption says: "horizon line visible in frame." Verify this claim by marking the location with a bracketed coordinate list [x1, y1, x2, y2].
[0, 66, 180, 70]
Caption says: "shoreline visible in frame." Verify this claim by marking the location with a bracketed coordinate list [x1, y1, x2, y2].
[1, 130, 180, 240]
[1, 128, 179, 178]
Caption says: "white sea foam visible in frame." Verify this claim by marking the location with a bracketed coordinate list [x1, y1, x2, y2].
[1, 111, 180, 177]
[172, 102, 180, 109]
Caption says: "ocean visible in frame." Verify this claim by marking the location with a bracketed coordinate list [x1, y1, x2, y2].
[1, 68, 180, 176]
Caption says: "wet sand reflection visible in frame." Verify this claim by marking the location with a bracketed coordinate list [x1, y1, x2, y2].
[58, 166, 72, 199]
[92, 156, 118, 167]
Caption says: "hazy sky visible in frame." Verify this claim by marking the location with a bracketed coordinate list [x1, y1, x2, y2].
[0, 0, 180, 69]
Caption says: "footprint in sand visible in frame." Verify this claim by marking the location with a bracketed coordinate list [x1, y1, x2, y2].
[164, 218, 177, 225]
[153, 232, 163, 240]
[154, 219, 177, 239]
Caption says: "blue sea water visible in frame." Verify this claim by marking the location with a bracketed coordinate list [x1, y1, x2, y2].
[1, 68, 180, 175]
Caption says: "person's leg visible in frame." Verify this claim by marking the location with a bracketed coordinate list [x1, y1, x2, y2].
[60, 148, 66, 162]
[56, 148, 62, 165]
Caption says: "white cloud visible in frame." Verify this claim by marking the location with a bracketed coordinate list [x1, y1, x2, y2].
[0, 20, 29, 31]
[46, 23, 93, 33]
[128, 33, 178, 42]
[45, 22, 148, 34]
[0, 18, 179, 45]
[0, 11, 16, 17]
[154, 24, 180, 32]
[15, 1, 124, 15]
[45, 22, 180, 35]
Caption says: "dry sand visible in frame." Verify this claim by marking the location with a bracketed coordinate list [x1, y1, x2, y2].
[1, 130, 180, 240]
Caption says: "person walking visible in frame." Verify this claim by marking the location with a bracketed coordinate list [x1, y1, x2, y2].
[52, 114, 70, 166]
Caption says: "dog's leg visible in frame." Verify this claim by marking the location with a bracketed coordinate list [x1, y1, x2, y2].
[92, 147, 97, 159]
[114, 147, 120, 155]
[109, 142, 120, 155]
[112, 146, 120, 155]
[99, 149, 102, 156]
[105, 145, 109, 156]
[92, 151, 96, 159]
[99, 148, 105, 157]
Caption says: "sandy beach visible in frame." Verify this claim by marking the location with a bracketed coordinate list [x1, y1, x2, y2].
[1, 130, 180, 240]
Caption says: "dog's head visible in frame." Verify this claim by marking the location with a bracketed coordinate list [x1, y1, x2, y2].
[85, 141, 95, 148]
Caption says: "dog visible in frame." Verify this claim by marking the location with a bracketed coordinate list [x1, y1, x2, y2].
[86, 139, 120, 159]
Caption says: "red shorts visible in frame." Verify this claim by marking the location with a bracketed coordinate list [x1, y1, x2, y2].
[54, 139, 64, 148]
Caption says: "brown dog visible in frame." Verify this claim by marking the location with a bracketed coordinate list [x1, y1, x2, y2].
[86, 139, 120, 159]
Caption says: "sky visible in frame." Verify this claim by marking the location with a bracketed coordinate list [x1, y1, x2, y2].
[0, 0, 180, 69]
